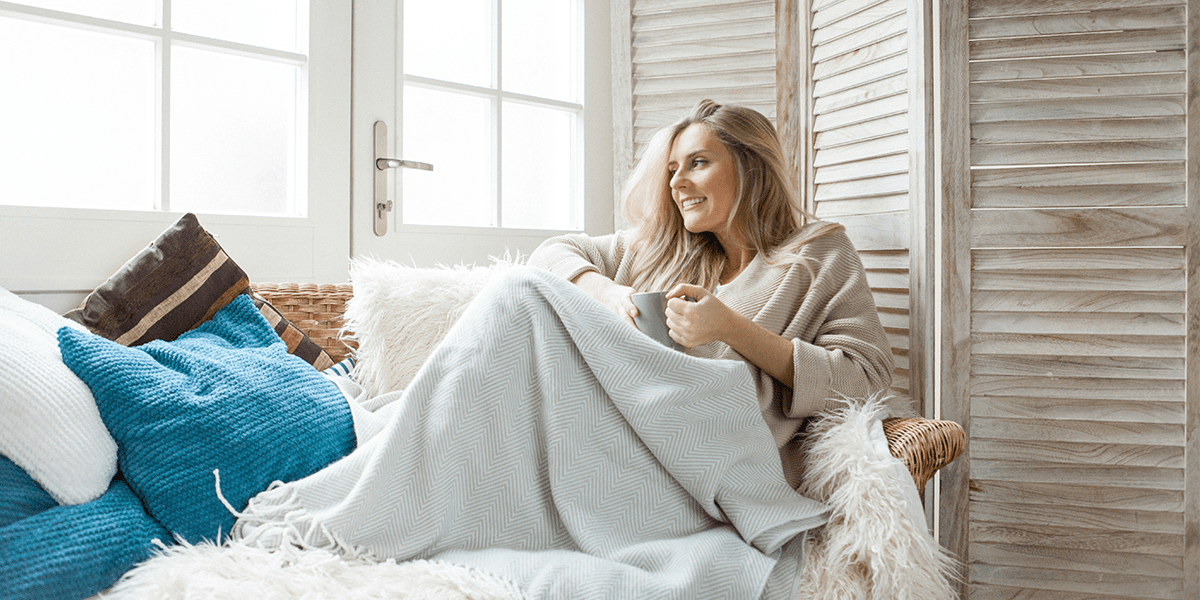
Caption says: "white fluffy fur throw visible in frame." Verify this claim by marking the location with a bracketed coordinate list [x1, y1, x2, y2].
[97, 540, 525, 600]
[97, 398, 956, 600]
[344, 257, 516, 397]
[795, 398, 959, 600]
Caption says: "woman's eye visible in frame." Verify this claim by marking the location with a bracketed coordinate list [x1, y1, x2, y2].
[692, 159, 706, 167]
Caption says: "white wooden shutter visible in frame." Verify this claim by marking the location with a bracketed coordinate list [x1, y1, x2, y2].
[808, 0, 918, 399]
[938, 0, 1199, 597]
[626, 0, 778, 161]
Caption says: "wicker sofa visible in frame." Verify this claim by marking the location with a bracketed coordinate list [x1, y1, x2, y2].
[250, 281, 965, 495]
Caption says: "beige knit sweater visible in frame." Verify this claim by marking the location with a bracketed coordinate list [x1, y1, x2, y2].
[528, 224, 894, 488]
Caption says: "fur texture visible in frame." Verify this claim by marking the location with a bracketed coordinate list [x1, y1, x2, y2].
[97, 539, 525, 600]
[795, 397, 960, 600]
[344, 257, 517, 397]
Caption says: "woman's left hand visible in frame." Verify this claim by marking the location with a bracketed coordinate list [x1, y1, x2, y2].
[664, 284, 740, 348]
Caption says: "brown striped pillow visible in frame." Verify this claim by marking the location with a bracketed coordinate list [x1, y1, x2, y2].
[64, 213, 333, 369]
[250, 293, 335, 371]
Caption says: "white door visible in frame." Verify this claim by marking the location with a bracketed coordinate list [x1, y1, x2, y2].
[350, 0, 615, 267]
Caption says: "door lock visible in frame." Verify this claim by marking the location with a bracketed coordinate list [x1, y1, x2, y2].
[376, 200, 393, 222]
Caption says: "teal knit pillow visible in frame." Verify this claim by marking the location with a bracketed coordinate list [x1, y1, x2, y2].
[0, 480, 168, 600]
[58, 294, 355, 543]
[0, 454, 57, 528]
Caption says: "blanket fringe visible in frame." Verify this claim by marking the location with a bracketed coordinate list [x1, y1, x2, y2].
[211, 469, 245, 521]
[229, 480, 381, 563]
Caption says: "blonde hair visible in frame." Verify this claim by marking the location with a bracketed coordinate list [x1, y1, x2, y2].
[622, 99, 842, 292]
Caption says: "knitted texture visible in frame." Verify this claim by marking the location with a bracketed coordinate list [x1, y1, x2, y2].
[0, 480, 169, 600]
[57, 294, 356, 544]
[0, 454, 57, 528]
[0, 287, 117, 506]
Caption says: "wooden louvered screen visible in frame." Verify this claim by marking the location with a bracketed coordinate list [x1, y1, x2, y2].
[627, 0, 778, 163]
[808, 0, 918, 400]
[613, 0, 925, 403]
[938, 0, 1200, 597]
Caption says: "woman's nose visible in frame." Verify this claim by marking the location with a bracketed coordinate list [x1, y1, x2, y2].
[670, 170, 686, 189]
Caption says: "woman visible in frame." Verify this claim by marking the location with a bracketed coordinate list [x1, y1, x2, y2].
[235, 101, 892, 600]
[529, 99, 894, 489]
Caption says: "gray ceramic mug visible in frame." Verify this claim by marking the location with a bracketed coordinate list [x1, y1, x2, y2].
[630, 291, 683, 351]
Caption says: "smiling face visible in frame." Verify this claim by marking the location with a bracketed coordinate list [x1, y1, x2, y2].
[667, 124, 741, 245]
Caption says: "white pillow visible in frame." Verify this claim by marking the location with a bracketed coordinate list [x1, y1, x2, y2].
[344, 258, 515, 397]
[0, 288, 118, 505]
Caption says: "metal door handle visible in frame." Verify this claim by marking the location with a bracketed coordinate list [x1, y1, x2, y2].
[376, 158, 433, 171]
[373, 120, 433, 236]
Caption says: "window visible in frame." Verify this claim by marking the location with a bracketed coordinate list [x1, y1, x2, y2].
[0, 0, 309, 217]
[400, 0, 583, 231]
[0, 1, 349, 300]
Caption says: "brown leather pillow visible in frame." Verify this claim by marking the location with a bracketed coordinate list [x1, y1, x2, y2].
[64, 213, 332, 369]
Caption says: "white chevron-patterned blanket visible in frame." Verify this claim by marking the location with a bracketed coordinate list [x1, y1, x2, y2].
[231, 267, 831, 600]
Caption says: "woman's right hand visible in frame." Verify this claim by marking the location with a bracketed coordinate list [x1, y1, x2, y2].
[571, 271, 639, 328]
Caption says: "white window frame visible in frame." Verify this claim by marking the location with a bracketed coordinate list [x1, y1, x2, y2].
[397, 0, 586, 232]
[0, 0, 351, 307]
[0, 0, 309, 215]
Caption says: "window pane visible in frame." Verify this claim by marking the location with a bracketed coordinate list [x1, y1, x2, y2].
[172, 0, 302, 53]
[404, 0, 491, 88]
[402, 86, 491, 227]
[0, 17, 155, 210]
[502, 0, 574, 102]
[5, 0, 156, 26]
[501, 102, 576, 230]
[170, 47, 299, 216]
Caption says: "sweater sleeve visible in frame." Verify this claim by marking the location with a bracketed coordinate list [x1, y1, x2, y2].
[527, 232, 629, 283]
[784, 235, 895, 419]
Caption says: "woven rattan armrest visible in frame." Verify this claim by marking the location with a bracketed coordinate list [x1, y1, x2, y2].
[252, 282, 357, 363]
[250, 282, 965, 492]
[882, 417, 964, 493]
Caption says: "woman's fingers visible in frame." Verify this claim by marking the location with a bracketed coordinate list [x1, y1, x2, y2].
[605, 284, 638, 328]
[664, 285, 735, 347]
[619, 295, 638, 327]
[665, 284, 703, 319]
[666, 283, 705, 303]
[622, 294, 639, 318]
